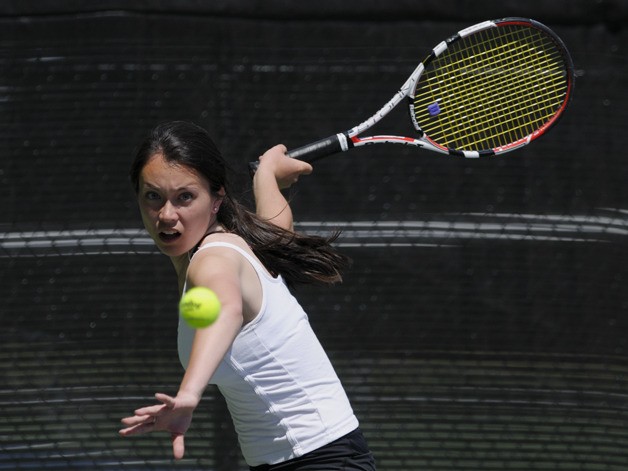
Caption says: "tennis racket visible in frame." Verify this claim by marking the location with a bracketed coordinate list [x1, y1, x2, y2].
[249, 17, 574, 174]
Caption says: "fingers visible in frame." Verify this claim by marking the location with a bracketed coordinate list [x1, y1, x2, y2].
[154, 392, 176, 407]
[290, 158, 313, 176]
[256, 145, 313, 189]
[127, 392, 174, 418]
[272, 144, 288, 154]
[133, 404, 165, 417]
[172, 433, 186, 460]
[120, 414, 152, 427]
[119, 394, 192, 461]
[118, 414, 157, 436]
[119, 393, 174, 436]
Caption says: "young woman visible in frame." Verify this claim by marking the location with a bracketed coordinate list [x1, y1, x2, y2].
[119, 121, 376, 470]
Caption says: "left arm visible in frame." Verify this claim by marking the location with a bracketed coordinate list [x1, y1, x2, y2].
[119, 249, 244, 459]
[253, 144, 312, 231]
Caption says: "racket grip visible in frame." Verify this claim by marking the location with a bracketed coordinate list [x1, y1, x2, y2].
[287, 134, 348, 161]
[248, 133, 348, 177]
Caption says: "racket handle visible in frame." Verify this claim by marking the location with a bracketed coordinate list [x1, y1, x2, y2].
[287, 133, 349, 161]
[248, 133, 349, 177]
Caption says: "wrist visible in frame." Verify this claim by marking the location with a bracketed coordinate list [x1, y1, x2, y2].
[252, 162, 275, 184]
[176, 387, 203, 408]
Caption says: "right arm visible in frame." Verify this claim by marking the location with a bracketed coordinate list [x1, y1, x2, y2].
[253, 144, 312, 232]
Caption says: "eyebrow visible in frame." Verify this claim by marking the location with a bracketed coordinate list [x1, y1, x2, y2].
[141, 182, 200, 191]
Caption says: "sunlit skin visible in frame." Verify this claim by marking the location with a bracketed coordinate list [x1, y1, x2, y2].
[120, 146, 314, 460]
[137, 152, 223, 260]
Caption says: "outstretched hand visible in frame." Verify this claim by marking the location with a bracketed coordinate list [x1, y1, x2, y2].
[119, 391, 199, 460]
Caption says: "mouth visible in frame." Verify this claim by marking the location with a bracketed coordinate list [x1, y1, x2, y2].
[158, 230, 181, 243]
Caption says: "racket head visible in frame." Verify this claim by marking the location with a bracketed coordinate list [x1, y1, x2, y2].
[410, 18, 575, 157]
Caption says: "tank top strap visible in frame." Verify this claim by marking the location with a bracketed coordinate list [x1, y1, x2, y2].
[193, 241, 280, 284]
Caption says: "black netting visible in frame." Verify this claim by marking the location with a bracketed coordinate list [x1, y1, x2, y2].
[1, 2, 627, 470]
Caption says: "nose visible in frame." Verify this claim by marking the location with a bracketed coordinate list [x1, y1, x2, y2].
[159, 200, 178, 225]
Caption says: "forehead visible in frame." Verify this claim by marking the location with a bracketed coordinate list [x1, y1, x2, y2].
[140, 153, 207, 189]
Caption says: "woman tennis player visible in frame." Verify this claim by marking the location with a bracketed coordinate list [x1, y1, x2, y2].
[119, 121, 376, 470]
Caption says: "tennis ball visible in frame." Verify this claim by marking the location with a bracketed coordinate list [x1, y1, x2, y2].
[179, 287, 221, 328]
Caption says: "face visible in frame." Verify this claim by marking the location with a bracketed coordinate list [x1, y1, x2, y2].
[137, 152, 221, 257]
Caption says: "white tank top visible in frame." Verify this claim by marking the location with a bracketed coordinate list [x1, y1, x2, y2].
[178, 241, 359, 466]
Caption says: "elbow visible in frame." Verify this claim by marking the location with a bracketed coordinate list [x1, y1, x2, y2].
[220, 303, 245, 329]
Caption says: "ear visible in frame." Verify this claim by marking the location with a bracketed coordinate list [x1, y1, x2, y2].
[212, 187, 225, 213]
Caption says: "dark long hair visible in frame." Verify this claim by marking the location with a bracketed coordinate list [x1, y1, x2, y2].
[130, 121, 350, 286]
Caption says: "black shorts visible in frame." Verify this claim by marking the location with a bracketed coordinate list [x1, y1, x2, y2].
[249, 428, 376, 471]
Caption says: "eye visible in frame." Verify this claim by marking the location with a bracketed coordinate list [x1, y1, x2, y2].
[179, 192, 194, 203]
[144, 191, 161, 201]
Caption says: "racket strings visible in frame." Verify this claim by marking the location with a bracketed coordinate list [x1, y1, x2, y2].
[426, 31, 565, 148]
[443, 35, 563, 134]
[427, 31, 566, 149]
[414, 24, 570, 151]
[434, 44, 564, 147]
[471, 28, 568, 146]
[419, 28, 565, 147]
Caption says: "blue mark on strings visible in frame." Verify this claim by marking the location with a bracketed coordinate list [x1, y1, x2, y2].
[427, 101, 441, 117]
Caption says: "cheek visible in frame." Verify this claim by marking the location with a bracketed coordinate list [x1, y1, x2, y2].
[189, 197, 214, 225]
[140, 210, 151, 227]
[189, 208, 212, 231]
[138, 203, 156, 228]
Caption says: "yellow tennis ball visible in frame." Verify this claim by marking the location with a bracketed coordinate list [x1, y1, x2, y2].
[179, 287, 221, 328]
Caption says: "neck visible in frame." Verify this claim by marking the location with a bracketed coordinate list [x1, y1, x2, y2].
[191, 223, 225, 254]
[170, 254, 190, 294]
[170, 219, 226, 291]
[171, 224, 225, 293]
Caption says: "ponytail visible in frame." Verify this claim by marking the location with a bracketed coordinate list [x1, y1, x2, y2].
[217, 195, 350, 287]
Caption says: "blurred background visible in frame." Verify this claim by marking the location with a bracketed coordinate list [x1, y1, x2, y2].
[1, 1, 626, 470]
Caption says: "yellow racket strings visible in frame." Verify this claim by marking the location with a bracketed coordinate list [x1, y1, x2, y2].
[414, 25, 569, 151]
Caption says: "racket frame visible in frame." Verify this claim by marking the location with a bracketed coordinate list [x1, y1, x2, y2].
[250, 17, 574, 173]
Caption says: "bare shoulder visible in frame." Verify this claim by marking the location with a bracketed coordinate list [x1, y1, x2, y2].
[187, 232, 265, 321]
[189, 233, 252, 272]
[198, 232, 253, 255]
